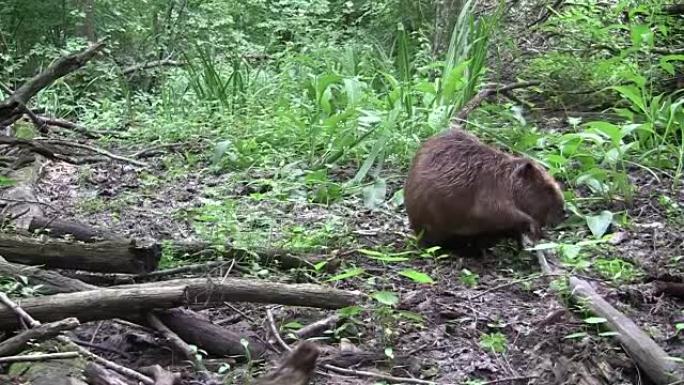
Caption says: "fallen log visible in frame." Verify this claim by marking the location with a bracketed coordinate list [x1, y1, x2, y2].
[0, 278, 362, 329]
[0, 233, 161, 274]
[146, 313, 206, 370]
[154, 308, 267, 358]
[536, 249, 683, 385]
[0, 317, 80, 356]
[0, 256, 98, 293]
[28, 216, 127, 242]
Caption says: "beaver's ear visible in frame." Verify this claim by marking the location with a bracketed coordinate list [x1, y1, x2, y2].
[513, 159, 536, 180]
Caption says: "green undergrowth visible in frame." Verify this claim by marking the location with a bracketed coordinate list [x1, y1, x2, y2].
[2, 0, 683, 376]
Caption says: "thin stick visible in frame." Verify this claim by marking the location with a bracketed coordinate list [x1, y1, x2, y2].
[266, 308, 291, 352]
[37, 139, 148, 168]
[56, 335, 154, 385]
[469, 273, 558, 300]
[454, 81, 541, 124]
[0, 292, 39, 327]
[0, 351, 79, 363]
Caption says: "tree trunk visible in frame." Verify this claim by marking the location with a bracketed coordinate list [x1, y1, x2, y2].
[0, 233, 161, 274]
[155, 308, 268, 358]
[0, 278, 362, 330]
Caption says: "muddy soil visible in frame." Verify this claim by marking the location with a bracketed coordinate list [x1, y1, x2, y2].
[27, 145, 683, 384]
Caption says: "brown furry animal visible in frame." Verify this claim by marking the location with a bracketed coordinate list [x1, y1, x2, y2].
[404, 128, 565, 254]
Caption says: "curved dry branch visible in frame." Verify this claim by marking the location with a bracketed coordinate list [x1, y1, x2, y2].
[0, 40, 106, 121]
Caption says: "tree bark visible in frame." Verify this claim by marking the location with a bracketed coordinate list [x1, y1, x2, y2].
[0, 256, 98, 293]
[0, 233, 161, 274]
[155, 308, 268, 358]
[0, 317, 80, 356]
[536, 249, 684, 385]
[0, 278, 362, 329]
[28, 216, 127, 242]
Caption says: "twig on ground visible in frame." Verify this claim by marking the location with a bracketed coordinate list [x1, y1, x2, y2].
[0, 197, 58, 211]
[266, 308, 291, 352]
[0, 136, 85, 165]
[0, 317, 80, 356]
[135, 260, 247, 280]
[0, 351, 79, 363]
[35, 115, 102, 139]
[132, 143, 185, 159]
[469, 273, 559, 300]
[454, 81, 541, 124]
[36, 139, 149, 168]
[527, 0, 564, 28]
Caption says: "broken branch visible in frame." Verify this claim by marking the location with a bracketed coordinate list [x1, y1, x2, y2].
[0, 317, 79, 356]
[536, 249, 683, 385]
[0, 40, 106, 121]
[0, 351, 79, 363]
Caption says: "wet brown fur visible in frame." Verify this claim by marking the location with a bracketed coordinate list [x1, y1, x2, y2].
[404, 128, 565, 255]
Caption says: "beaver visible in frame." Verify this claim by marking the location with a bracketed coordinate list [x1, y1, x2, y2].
[404, 128, 565, 255]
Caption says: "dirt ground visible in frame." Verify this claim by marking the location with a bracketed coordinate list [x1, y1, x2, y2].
[30, 141, 683, 384]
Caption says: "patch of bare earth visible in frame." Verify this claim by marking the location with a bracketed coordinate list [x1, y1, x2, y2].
[29, 148, 683, 384]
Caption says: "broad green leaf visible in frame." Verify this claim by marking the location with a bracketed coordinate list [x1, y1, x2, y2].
[283, 321, 303, 330]
[559, 244, 581, 260]
[384, 347, 395, 359]
[372, 291, 399, 306]
[563, 332, 588, 339]
[398, 310, 425, 323]
[399, 269, 434, 284]
[659, 55, 684, 76]
[358, 248, 410, 262]
[583, 317, 608, 324]
[586, 211, 614, 238]
[326, 268, 365, 282]
[586, 121, 622, 145]
[313, 261, 328, 271]
[630, 24, 652, 48]
[612, 85, 646, 114]
[0, 176, 15, 187]
[211, 140, 232, 166]
[363, 178, 387, 209]
[343, 77, 363, 107]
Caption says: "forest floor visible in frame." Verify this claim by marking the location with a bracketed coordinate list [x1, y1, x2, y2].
[32, 118, 684, 384]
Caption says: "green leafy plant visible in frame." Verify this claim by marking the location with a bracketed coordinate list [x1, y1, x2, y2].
[459, 269, 479, 288]
[479, 332, 507, 353]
